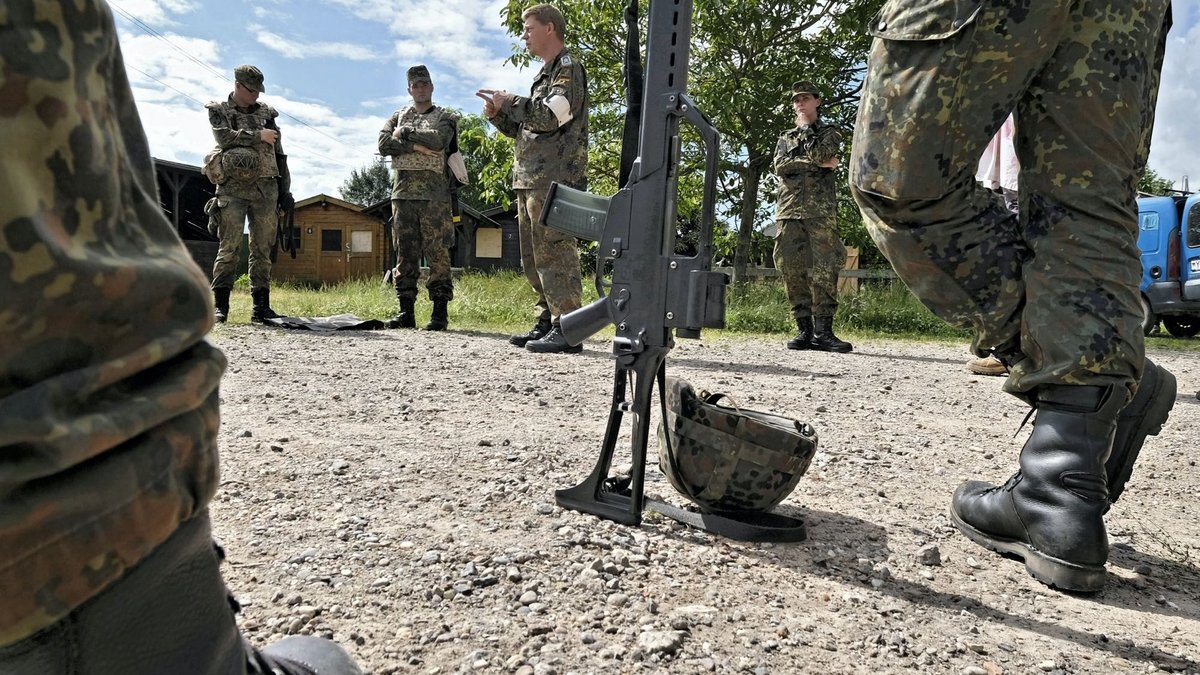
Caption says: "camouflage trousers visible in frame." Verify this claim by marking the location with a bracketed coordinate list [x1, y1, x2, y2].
[850, 0, 1170, 397]
[773, 217, 846, 319]
[1, 0, 224, 644]
[516, 188, 582, 323]
[211, 179, 278, 291]
[391, 199, 454, 302]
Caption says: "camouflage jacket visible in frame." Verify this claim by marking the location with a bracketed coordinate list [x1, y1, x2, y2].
[774, 119, 841, 220]
[378, 104, 458, 201]
[490, 48, 588, 190]
[206, 95, 291, 197]
[1, 0, 224, 646]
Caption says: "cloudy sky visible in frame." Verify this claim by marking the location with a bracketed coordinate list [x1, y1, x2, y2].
[114, 0, 1200, 200]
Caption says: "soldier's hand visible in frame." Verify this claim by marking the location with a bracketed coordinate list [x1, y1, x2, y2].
[260, 128, 278, 145]
[412, 144, 439, 157]
[278, 192, 295, 211]
[392, 125, 414, 140]
[821, 157, 840, 169]
[475, 89, 498, 117]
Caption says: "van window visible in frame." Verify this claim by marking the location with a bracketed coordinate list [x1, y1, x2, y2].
[1188, 207, 1200, 248]
[1140, 211, 1159, 232]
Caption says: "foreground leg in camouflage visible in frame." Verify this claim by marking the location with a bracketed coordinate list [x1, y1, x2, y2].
[0, 2, 362, 668]
[851, 0, 1172, 590]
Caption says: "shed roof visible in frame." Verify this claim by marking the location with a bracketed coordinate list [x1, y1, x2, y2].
[295, 194, 363, 212]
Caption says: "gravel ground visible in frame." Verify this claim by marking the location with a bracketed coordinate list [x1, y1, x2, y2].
[206, 325, 1200, 675]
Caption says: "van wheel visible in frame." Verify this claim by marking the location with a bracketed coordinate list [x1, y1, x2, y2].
[1140, 296, 1157, 336]
[1163, 316, 1200, 338]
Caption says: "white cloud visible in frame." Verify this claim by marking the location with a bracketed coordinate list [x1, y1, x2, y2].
[117, 26, 380, 199]
[108, 0, 198, 26]
[254, 29, 384, 62]
[1147, 4, 1200, 190]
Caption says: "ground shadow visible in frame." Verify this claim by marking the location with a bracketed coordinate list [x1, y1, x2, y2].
[683, 506, 1200, 672]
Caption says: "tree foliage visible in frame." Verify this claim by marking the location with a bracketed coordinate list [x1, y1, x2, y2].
[339, 162, 391, 206]
[1138, 167, 1177, 196]
[457, 113, 517, 209]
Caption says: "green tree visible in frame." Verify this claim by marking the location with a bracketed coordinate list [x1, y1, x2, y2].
[499, 0, 883, 281]
[457, 113, 517, 209]
[339, 162, 391, 206]
[1138, 167, 1176, 195]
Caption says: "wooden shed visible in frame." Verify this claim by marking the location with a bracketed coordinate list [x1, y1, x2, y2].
[272, 194, 389, 285]
[462, 204, 521, 271]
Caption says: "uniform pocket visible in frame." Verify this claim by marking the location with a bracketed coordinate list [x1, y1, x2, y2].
[871, 0, 983, 41]
[852, 0, 986, 200]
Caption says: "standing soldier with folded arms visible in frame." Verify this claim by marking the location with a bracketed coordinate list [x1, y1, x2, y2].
[773, 80, 853, 354]
[378, 65, 458, 331]
[0, 2, 358, 673]
[850, 0, 1175, 592]
[478, 3, 588, 354]
[206, 64, 293, 324]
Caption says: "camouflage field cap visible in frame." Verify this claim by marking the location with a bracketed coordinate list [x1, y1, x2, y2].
[791, 80, 821, 101]
[407, 64, 432, 84]
[235, 64, 266, 93]
[657, 377, 818, 513]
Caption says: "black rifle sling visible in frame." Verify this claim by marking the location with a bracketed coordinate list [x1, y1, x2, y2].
[619, 0, 643, 189]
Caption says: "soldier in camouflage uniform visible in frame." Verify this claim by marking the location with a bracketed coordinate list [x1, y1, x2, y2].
[850, 0, 1176, 592]
[0, 3, 359, 673]
[478, 3, 587, 354]
[377, 65, 458, 331]
[206, 64, 293, 324]
[773, 81, 852, 353]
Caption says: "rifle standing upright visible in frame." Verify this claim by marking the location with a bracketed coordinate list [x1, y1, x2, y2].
[541, 0, 731, 529]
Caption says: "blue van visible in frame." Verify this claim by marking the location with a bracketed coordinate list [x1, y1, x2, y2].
[1137, 194, 1200, 337]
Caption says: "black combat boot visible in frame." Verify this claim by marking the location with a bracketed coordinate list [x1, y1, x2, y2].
[424, 299, 449, 331]
[526, 325, 583, 354]
[1105, 357, 1176, 505]
[388, 298, 416, 329]
[787, 316, 814, 350]
[810, 316, 852, 353]
[213, 287, 231, 324]
[950, 384, 1125, 592]
[250, 288, 279, 323]
[510, 317, 552, 347]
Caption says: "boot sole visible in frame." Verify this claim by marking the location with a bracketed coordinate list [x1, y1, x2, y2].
[526, 345, 583, 354]
[949, 507, 1106, 593]
[786, 342, 811, 351]
[810, 345, 853, 353]
[1107, 364, 1176, 504]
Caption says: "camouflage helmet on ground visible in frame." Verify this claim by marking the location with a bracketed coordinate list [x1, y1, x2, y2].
[220, 146, 260, 184]
[657, 377, 818, 513]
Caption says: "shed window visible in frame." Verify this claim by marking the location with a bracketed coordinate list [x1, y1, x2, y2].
[321, 229, 342, 251]
[476, 227, 502, 258]
[351, 230, 373, 253]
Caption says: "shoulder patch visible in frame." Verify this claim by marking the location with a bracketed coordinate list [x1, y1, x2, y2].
[560, 55, 572, 66]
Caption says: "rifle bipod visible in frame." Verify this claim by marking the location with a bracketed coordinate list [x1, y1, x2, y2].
[553, 352, 807, 543]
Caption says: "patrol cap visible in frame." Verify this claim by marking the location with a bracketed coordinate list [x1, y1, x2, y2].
[407, 64, 432, 85]
[791, 80, 821, 101]
[235, 64, 266, 93]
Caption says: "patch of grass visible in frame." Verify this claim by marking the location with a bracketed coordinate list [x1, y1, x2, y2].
[215, 271, 1200, 352]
